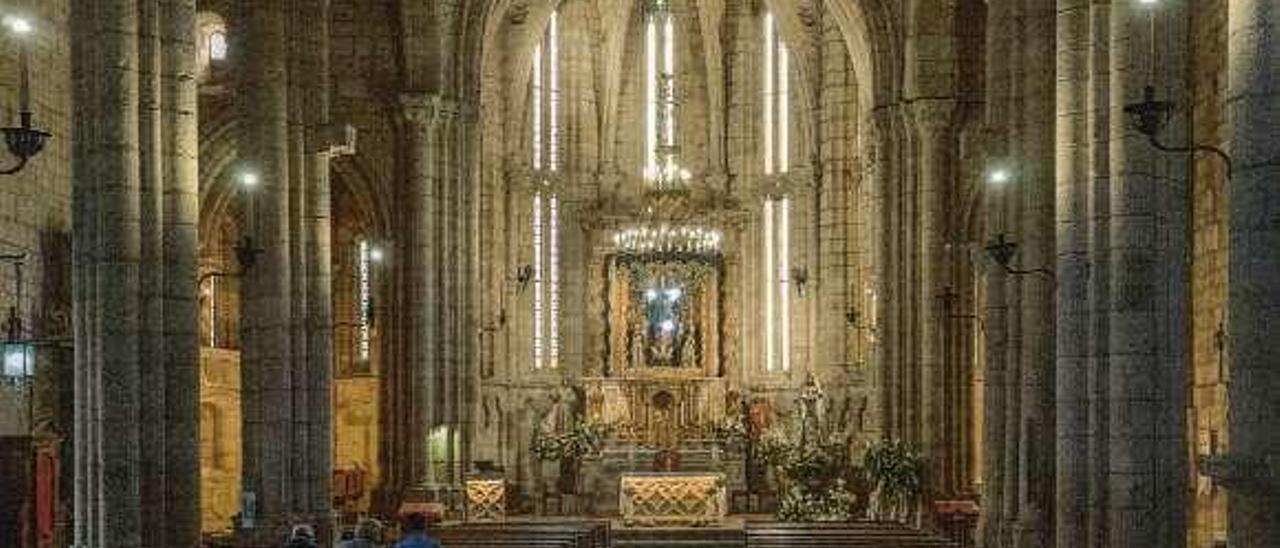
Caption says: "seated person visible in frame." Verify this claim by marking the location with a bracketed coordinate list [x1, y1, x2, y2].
[394, 513, 442, 548]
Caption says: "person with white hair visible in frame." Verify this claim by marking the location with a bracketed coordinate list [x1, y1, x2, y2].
[286, 523, 320, 548]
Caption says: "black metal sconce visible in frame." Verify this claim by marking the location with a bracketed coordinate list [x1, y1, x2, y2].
[2, 14, 51, 176]
[514, 264, 533, 295]
[1124, 85, 1233, 180]
[792, 267, 808, 297]
[984, 233, 1055, 282]
[233, 235, 264, 272]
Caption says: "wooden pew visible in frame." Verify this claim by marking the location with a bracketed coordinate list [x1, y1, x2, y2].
[745, 521, 959, 548]
[434, 521, 610, 548]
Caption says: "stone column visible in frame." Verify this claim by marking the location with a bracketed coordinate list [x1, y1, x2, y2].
[1224, 0, 1280, 545]
[1105, 3, 1188, 546]
[161, 0, 202, 545]
[1016, 2, 1056, 547]
[71, 2, 200, 546]
[910, 99, 959, 496]
[400, 93, 444, 487]
[237, 0, 295, 541]
[137, 2, 167, 547]
[978, 2, 1011, 543]
[84, 2, 144, 545]
[1054, 0, 1091, 546]
[1084, 4, 1112, 546]
[302, 0, 344, 535]
[869, 108, 902, 440]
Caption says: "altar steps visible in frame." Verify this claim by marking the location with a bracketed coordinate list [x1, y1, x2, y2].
[612, 527, 744, 548]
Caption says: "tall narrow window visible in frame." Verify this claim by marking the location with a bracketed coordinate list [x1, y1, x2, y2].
[532, 193, 561, 369]
[358, 239, 373, 362]
[207, 276, 217, 347]
[645, 0, 677, 181]
[763, 197, 791, 372]
[763, 13, 790, 175]
[531, 10, 560, 172]
[530, 10, 561, 369]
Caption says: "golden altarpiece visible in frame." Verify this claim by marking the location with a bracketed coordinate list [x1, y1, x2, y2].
[582, 247, 730, 447]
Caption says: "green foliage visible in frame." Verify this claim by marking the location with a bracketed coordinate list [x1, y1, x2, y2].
[711, 416, 750, 451]
[531, 419, 610, 462]
[862, 439, 924, 521]
[776, 481, 858, 523]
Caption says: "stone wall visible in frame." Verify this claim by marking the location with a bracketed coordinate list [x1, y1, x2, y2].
[0, 0, 72, 435]
[199, 347, 241, 533]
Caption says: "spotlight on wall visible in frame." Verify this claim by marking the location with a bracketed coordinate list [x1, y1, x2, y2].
[239, 170, 260, 188]
[987, 167, 1012, 185]
[3, 15, 32, 34]
[369, 246, 385, 263]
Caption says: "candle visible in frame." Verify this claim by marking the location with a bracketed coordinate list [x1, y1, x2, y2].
[19, 42, 30, 116]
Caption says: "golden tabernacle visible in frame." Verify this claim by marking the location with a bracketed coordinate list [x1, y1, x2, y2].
[619, 472, 727, 527]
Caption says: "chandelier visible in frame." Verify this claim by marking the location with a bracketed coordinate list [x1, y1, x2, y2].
[612, 0, 722, 259]
[613, 224, 722, 256]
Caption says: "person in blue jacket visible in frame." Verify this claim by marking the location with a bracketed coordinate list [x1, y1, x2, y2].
[393, 513, 442, 548]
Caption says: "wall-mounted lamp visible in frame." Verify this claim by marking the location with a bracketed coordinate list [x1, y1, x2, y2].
[1125, 85, 1233, 179]
[514, 264, 533, 295]
[792, 267, 808, 296]
[1, 16, 50, 176]
[984, 233, 1055, 282]
[233, 235, 264, 272]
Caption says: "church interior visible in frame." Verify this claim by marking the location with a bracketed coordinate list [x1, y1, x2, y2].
[0, 0, 1277, 547]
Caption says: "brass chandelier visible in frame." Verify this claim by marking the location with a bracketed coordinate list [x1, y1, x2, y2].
[612, 0, 722, 259]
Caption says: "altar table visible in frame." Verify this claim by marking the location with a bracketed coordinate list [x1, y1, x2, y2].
[618, 472, 726, 527]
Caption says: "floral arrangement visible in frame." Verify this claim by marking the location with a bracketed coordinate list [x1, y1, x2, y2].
[754, 377, 860, 522]
[862, 438, 924, 522]
[711, 416, 750, 451]
[776, 481, 858, 522]
[531, 419, 610, 462]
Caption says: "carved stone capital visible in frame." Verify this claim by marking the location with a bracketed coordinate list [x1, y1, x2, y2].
[907, 98, 961, 138]
[307, 122, 357, 156]
[398, 93, 463, 127]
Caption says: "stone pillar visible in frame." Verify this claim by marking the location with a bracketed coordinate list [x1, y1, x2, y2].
[1084, 4, 1112, 546]
[1016, 2, 1056, 547]
[84, 3, 144, 545]
[1105, 3, 1188, 546]
[161, 0, 202, 545]
[869, 108, 902, 440]
[977, 3, 1009, 544]
[137, 2, 167, 546]
[1054, 0, 1091, 546]
[71, 2, 200, 546]
[302, 0, 342, 536]
[1224, 0, 1280, 545]
[400, 93, 445, 487]
[910, 99, 959, 496]
[237, 0, 295, 541]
